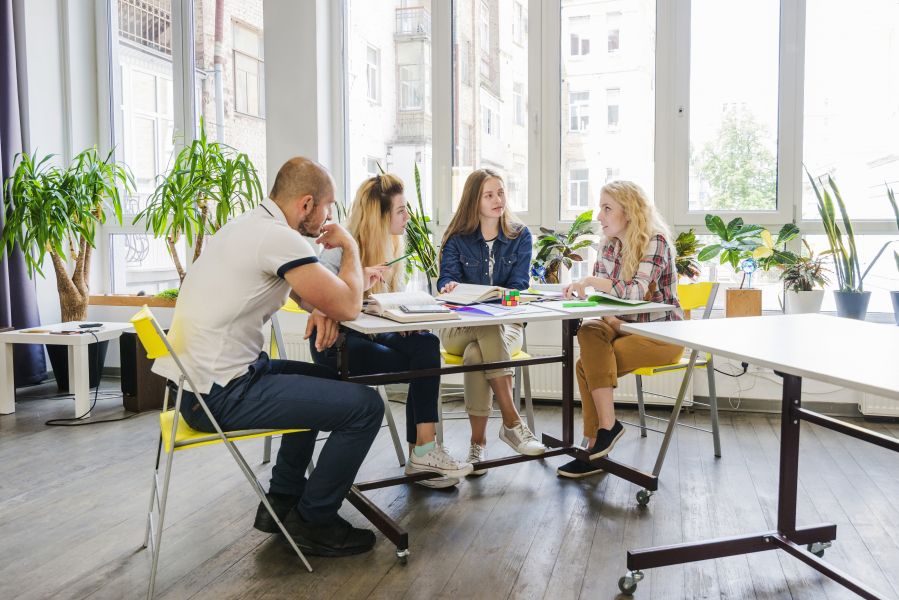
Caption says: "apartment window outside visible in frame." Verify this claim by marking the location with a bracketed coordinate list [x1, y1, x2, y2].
[233, 22, 264, 117]
[366, 44, 380, 103]
[399, 64, 423, 110]
[606, 167, 620, 182]
[460, 39, 471, 86]
[514, 82, 525, 127]
[606, 88, 620, 129]
[607, 12, 621, 53]
[569, 16, 590, 56]
[366, 156, 382, 179]
[569, 90, 590, 132]
[569, 168, 590, 209]
[513, 1, 525, 46]
[479, 0, 490, 50]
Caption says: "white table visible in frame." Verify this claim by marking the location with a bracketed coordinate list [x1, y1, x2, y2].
[339, 300, 675, 562]
[620, 313, 899, 598]
[0, 322, 133, 417]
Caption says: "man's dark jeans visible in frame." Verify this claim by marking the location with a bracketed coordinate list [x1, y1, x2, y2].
[178, 353, 384, 523]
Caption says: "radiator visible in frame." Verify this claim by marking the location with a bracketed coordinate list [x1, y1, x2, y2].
[859, 393, 899, 417]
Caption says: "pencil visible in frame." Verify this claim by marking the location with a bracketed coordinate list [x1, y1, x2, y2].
[384, 252, 414, 266]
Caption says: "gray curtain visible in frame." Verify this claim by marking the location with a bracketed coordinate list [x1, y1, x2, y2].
[0, 0, 46, 386]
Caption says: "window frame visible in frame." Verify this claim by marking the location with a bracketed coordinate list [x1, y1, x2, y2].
[232, 20, 266, 118]
[365, 43, 381, 104]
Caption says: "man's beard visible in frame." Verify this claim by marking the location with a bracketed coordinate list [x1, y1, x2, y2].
[296, 216, 321, 237]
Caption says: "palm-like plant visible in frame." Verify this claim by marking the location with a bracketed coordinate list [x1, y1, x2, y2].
[404, 163, 438, 279]
[133, 118, 262, 283]
[532, 210, 597, 283]
[889, 184, 899, 272]
[674, 229, 704, 280]
[1, 148, 132, 321]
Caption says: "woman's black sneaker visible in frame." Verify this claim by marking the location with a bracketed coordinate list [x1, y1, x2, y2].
[282, 508, 376, 557]
[556, 458, 604, 479]
[253, 492, 300, 533]
[588, 420, 625, 460]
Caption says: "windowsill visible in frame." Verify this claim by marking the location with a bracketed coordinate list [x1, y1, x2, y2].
[233, 110, 266, 121]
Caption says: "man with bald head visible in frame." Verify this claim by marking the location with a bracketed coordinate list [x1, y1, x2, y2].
[152, 157, 384, 558]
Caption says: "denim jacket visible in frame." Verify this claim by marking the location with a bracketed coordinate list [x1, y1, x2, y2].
[437, 225, 533, 291]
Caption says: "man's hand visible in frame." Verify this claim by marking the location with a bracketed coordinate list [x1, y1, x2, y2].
[304, 309, 340, 351]
[440, 281, 459, 294]
[563, 278, 592, 299]
[363, 265, 389, 291]
[316, 223, 356, 251]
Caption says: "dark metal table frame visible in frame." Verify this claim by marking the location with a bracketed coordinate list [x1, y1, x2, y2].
[338, 318, 661, 563]
[621, 371, 899, 599]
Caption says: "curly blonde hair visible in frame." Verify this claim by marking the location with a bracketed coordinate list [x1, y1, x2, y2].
[600, 180, 673, 281]
[346, 173, 405, 294]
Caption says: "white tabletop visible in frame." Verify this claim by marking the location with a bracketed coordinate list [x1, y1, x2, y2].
[342, 301, 673, 334]
[0, 322, 133, 346]
[622, 313, 899, 400]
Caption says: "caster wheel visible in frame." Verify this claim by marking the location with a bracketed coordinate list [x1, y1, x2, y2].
[396, 548, 410, 564]
[618, 570, 643, 595]
[807, 541, 831, 558]
[636, 489, 652, 507]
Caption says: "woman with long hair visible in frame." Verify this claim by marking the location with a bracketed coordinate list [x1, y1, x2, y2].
[557, 180, 685, 478]
[437, 168, 546, 475]
[316, 173, 472, 487]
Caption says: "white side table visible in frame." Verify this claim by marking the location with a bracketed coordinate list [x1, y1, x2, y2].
[0, 322, 133, 417]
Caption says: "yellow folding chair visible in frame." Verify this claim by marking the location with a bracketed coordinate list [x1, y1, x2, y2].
[267, 300, 407, 467]
[131, 307, 313, 600]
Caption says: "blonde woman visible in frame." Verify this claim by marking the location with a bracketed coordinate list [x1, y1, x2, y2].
[438, 169, 546, 475]
[317, 174, 472, 487]
[557, 180, 684, 478]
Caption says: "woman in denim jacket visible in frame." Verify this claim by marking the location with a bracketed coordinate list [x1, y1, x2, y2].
[438, 169, 546, 475]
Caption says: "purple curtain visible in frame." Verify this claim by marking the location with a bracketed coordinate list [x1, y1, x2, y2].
[1, 0, 46, 386]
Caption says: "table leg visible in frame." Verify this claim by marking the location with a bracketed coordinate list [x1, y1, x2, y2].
[0, 343, 14, 414]
[71, 344, 91, 418]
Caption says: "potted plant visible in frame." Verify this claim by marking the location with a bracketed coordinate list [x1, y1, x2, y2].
[780, 240, 830, 314]
[404, 163, 439, 292]
[532, 209, 597, 284]
[696, 215, 765, 317]
[2, 148, 133, 389]
[806, 171, 872, 319]
[886, 184, 899, 325]
[133, 118, 263, 285]
[674, 228, 704, 281]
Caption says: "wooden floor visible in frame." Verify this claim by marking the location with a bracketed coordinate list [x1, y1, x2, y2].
[2, 381, 898, 600]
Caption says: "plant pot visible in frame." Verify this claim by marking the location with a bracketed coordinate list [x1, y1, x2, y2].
[784, 290, 825, 315]
[46, 341, 110, 392]
[891, 291, 899, 326]
[725, 288, 762, 318]
[833, 290, 872, 320]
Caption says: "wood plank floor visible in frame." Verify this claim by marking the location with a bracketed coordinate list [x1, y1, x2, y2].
[1, 380, 898, 600]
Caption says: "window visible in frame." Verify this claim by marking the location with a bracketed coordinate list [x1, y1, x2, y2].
[233, 22, 264, 117]
[569, 16, 590, 56]
[366, 157, 382, 178]
[688, 0, 779, 212]
[607, 12, 620, 53]
[460, 39, 471, 86]
[512, 1, 525, 46]
[453, 0, 528, 213]
[569, 168, 590, 210]
[569, 91, 589, 132]
[606, 167, 620, 183]
[606, 87, 620, 129]
[803, 0, 899, 220]
[399, 64, 423, 110]
[514, 82, 525, 127]
[366, 44, 381, 103]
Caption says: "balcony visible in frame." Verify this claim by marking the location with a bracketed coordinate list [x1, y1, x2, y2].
[118, 0, 172, 55]
[395, 7, 431, 39]
[395, 110, 432, 144]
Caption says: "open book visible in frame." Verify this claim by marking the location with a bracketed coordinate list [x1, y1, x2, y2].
[436, 283, 504, 306]
[364, 291, 461, 324]
[585, 291, 649, 306]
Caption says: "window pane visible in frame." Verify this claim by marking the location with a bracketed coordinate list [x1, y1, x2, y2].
[688, 0, 778, 212]
[347, 1, 432, 215]
[108, 234, 185, 295]
[803, 1, 899, 220]
[561, 1, 655, 222]
[453, 0, 529, 213]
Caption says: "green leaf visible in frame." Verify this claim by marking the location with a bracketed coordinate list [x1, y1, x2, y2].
[697, 244, 722, 262]
[704, 214, 727, 239]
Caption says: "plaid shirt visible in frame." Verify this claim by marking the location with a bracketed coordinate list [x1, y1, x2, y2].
[593, 234, 683, 323]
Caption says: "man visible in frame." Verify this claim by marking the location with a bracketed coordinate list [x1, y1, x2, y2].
[152, 157, 384, 557]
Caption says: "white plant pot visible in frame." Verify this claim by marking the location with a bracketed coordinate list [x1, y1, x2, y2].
[559, 264, 572, 285]
[784, 290, 825, 314]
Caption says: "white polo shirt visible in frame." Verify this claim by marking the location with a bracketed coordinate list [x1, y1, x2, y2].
[151, 198, 318, 393]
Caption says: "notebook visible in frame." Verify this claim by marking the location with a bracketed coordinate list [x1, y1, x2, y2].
[585, 292, 649, 306]
[364, 291, 461, 324]
[436, 283, 504, 306]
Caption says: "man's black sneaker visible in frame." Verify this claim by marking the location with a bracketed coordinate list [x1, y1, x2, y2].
[281, 508, 376, 557]
[588, 420, 625, 460]
[253, 492, 299, 533]
[556, 458, 604, 479]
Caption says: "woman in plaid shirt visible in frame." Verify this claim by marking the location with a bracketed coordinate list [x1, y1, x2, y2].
[557, 181, 684, 478]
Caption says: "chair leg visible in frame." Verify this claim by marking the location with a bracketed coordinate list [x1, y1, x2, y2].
[436, 392, 445, 445]
[706, 356, 722, 458]
[378, 385, 406, 466]
[147, 444, 176, 600]
[635, 374, 648, 438]
[142, 436, 163, 549]
[513, 366, 522, 414]
[651, 350, 699, 478]
[262, 436, 272, 464]
[522, 366, 535, 432]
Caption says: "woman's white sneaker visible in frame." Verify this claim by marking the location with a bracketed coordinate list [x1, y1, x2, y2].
[499, 421, 546, 456]
[467, 443, 488, 476]
[406, 444, 473, 479]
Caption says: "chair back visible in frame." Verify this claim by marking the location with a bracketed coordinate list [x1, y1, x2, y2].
[676, 282, 719, 320]
[131, 306, 171, 359]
